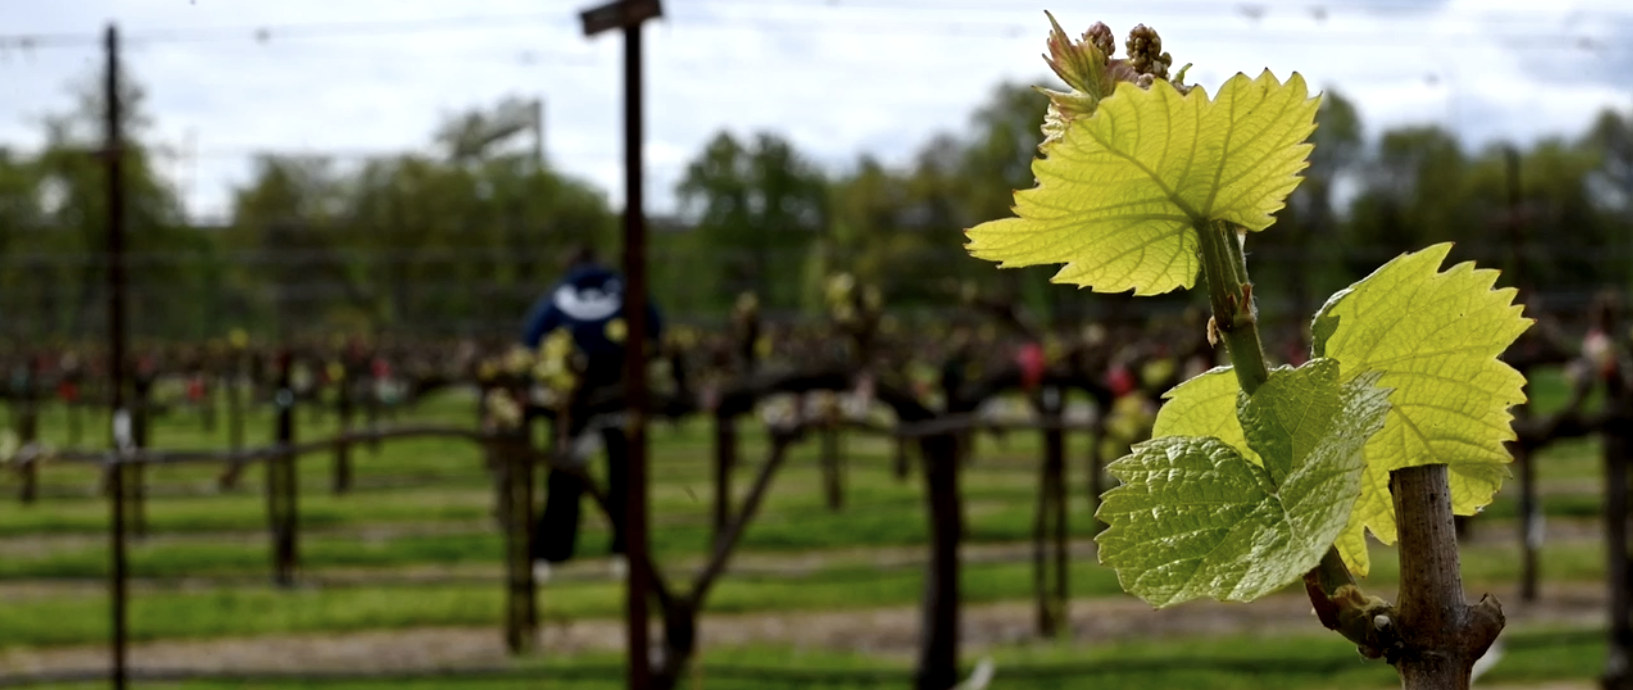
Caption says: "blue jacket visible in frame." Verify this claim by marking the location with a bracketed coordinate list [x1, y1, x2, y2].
[522, 264, 663, 387]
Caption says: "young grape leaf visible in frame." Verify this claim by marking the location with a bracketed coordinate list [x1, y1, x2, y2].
[1097, 360, 1389, 607]
[1238, 361, 1390, 545]
[1151, 365, 1260, 466]
[1312, 243, 1531, 575]
[965, 70, 1320, 296]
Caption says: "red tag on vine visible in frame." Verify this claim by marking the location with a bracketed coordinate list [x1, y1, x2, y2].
[1016, 342, 1046, 390]
[1106, 365, 1135, 398]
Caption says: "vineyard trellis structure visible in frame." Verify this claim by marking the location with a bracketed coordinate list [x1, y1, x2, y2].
[8, 344, 1131, 690]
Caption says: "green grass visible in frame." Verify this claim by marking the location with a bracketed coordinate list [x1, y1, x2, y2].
[0, 535, 1606, 648]
[1, 466, 1607, 583]
[0, 370, 1619, 688]
[11, 627, 1612, 690]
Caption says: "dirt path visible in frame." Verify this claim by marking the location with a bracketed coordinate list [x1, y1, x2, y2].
[0, 581, 1609, 677]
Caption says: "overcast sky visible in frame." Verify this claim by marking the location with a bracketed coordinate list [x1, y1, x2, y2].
[1, 0, 1630, 222]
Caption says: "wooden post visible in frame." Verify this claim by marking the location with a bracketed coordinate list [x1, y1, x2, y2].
[267, 351, 299, 588]
[712, 412, 736, 549]
[821, 424, 843, 511]
[128, 373, 151, 538]
[496, 422, 537, 654]
[333, 367, 354, 495]
[580, 2, 662, 686]
[103, 23, 131, 690]
[1607, 410, 1632, 690]
[1516, 440, 1539, 602]
[1032, 391, 1068, 638]
[915, 431, 961, 690]
[17, 356, 39, 504]
[108, 460, 128, 690]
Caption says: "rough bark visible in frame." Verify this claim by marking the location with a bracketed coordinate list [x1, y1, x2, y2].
[1389, 464, 1505, 690]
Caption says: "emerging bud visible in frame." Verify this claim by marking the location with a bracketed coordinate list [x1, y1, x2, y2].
[1125, 24, 1171, 80]
[1043, 12, 1111, 98]
[1085, 21, 1115, 59]
[1033, 15, 1193, 147]
[1036, 12, 1113, 147]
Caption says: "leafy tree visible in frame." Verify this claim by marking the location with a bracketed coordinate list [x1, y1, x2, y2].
[1344, 126, 1471, 274]
[226, 156, 358, 334]
[676, 131, 828, 312]
[1257, 91, 1362, 331]
[1584, 109, 1633, 286]
[223, 99, 615, 338]
[2, 66, 203, 339]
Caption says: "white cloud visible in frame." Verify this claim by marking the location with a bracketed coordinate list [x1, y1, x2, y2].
[0, 0, 1628, 221]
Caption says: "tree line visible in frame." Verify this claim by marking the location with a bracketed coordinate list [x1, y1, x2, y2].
[2, 68, 1631, 342]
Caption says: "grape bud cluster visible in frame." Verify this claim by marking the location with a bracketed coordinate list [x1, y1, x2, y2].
[1036, 15, 1193, 147]
[1125, 24, 1173, 81]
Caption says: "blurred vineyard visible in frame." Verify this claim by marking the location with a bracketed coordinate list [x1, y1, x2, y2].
[7, 3, 1633, 690]
[3, 272, 1633, 688]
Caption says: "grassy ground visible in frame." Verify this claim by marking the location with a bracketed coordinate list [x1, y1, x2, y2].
[9, 627, 1610, 690]
[0, 536, 1610, 648]
[0, 366, 1616, 687]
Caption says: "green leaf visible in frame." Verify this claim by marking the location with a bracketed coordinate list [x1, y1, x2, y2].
[1152, 365, 1260, 466]
[965, 70, 1320, 296]
[1097, 360, 1389, 607]
[1238, 359, 1387, 487]
[1239, 360, 1391, 545]
[1312, 243, 1531, 575]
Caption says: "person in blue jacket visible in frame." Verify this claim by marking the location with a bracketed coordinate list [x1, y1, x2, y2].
[521, 246, 661, 578]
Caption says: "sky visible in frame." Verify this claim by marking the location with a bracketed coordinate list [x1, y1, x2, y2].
[1, 0, 1630, 222]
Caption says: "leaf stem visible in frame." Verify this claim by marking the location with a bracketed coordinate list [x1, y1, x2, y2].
[1196, 217, 1370, 648]
[1195, 219, 1270, 395]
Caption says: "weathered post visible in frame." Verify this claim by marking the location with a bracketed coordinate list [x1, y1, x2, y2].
[1606, 368, 1632, 690]
[333, 361, 354, 495]
[495, 416, 537, 654]
[267, 351, 299, 588]
[580, 2, 662, 686]
[102, 22, 130, 690]
[128, 370, 151, 538]
[821, 423, 843, 511]
[1033, 387, 1068, 637]
[17, 355, 39, 504]
[1515, 439, 1539, 602]
[916, 430, 961, 690]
